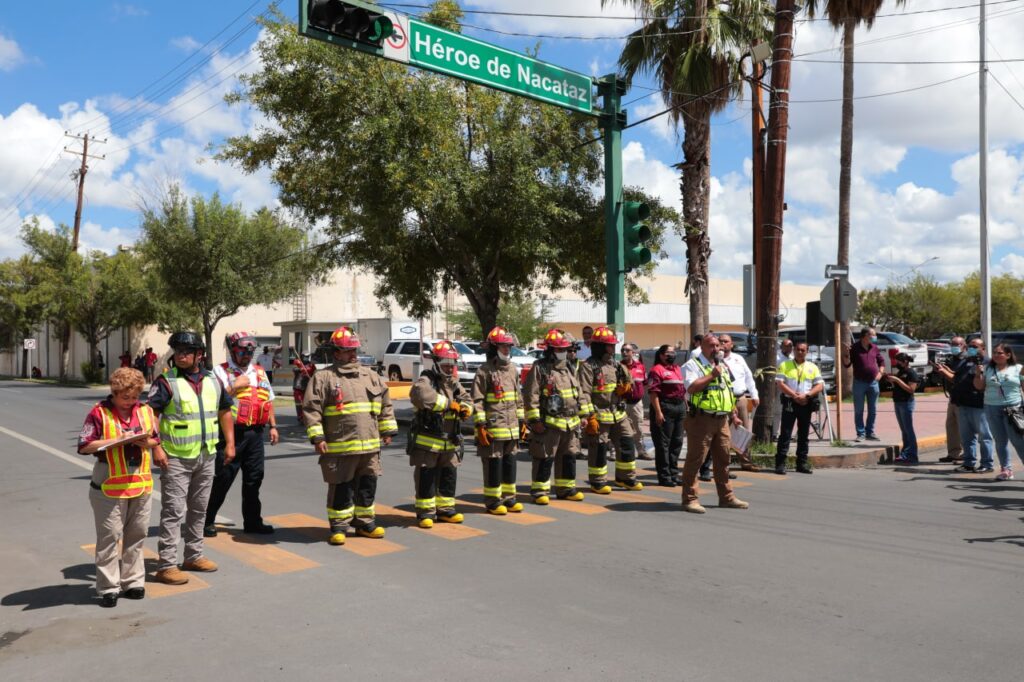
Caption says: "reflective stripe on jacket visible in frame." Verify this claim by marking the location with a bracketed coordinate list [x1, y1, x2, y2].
[579, 357, 630, 423]
[301, 362, 398, 456]
[523, 358, 582, 432]
[471, 358, 524, 439]
[688, 360, 737, 414]
[98, 403, 155, 498]
[410, 369, 470, 453]
[158, 368, 222, 459]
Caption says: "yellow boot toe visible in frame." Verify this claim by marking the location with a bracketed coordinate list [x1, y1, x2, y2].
[328, 532, 347, 545]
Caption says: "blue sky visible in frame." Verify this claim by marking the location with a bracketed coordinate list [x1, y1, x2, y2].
[3, 0, 1024, 291]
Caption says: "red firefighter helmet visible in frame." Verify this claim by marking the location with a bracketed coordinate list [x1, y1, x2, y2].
[329, 326, 361, 349]
[543, 328, 572, 350]
[591, 326, 618, 345]
[485, 326, 517, 346]
[431, 340, 460, 360]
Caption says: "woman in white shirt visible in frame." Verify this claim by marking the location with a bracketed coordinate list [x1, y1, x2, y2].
[973, 343, 1024, 481]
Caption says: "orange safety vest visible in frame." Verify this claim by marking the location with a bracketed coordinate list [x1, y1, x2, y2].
[97, 404, 155, 499]
[221, 362, 272, 426]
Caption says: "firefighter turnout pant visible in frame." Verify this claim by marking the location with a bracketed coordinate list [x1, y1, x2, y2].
[319, 453, 383, 534]
[478, 439, 518, 510]
[528, 427, 581, 499]
[410, 449, 460, 521]
[206, 425, 266, 530]
[585, 419, 637, 487]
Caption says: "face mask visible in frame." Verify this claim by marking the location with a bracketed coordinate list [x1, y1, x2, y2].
[870, 337, 878, 344]
[554, 351, 567, 362]
[497, 351, 510, 362]
[664, 354, 676, 365]
[966, 347, 979, 357]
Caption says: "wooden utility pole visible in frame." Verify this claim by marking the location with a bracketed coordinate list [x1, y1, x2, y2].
[63, 132, 106, 252]
[752, 0, 797, 442]
[750, 56, 767, 273]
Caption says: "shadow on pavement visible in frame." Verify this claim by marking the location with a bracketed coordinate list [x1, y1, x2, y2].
[951, 495, 1024, 512]
[1, 564, 96, 611]
[964, 535, 1024, 548]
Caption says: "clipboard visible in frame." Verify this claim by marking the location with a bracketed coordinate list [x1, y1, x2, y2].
[729, 424, 754, 454]
[95, 431, 150, 452]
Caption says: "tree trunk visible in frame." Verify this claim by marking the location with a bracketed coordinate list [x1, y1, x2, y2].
[59, 324, 70, 382]
[20, 346, 28, 379]
[838, 18, 855, 398]
[466, 287, 500, 342]
[680, 107, 713, 338]
[203, 318, 215, 370]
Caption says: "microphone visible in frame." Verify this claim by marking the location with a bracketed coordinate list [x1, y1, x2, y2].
[714, 350, 724, 365]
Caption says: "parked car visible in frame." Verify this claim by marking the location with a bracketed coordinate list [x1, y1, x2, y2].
[967, 330, 1024, 361]
[382, 339, 486, 388]
[871, 332, 931, 388]
[308, 345, 378, 371]
[733, 330, 836, 394]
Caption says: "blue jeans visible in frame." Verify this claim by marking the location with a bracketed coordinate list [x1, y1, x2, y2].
[852, 379, 880, 437]
[893, 400, 917, 461]
[958, 405, 994, 468]
[984, 404, 1024, 470]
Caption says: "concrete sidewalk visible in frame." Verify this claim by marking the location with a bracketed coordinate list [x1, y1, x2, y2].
[391, 392, 954, 469]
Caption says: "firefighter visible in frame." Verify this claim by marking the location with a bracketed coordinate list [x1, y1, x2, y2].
[578, 326, 643, 493]
[204, 331, 278, 538]
[471, 326, 526, 515]
[408, 340, 473, 528]
[292, 353, 316, 424]
[301, 326, 398, 544]
[523, 329, 586, 504]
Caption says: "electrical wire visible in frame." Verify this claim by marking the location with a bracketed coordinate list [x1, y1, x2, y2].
[989, 71, 1024, 114]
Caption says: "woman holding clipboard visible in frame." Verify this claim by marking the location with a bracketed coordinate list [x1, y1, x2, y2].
[77, 367, 164, 607]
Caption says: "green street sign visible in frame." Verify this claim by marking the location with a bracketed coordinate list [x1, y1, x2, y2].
[299, 1, 595, 115]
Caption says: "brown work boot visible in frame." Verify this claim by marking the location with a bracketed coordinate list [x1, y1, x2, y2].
[154, 567, 190, 585]
[720, 497, 750, 509]
[181, 557, 219, 572]
[682, 501, 707, 514]
[741, 464, 761, 472]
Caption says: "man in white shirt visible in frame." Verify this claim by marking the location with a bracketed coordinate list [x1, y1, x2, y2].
[720, 333, 760, 471]
[576, 326, 595, 361]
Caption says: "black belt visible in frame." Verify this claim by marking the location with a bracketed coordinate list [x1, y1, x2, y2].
[660, 398, 685, 404]
[691, 408, 729, 417]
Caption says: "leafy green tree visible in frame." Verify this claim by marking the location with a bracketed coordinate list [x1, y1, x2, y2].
[0, 256, 48, 377]
[138, 187, 325, 366]
[219, 3, 677, 336]
[448, 292, 553, 346]
[608, 0, 772, 335]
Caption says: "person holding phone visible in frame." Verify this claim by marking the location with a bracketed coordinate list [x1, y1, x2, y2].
[887, 353, 920, 464]
[77, 367, 162, 608]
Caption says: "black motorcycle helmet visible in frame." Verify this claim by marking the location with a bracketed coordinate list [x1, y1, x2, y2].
[168, 331, 205, 352]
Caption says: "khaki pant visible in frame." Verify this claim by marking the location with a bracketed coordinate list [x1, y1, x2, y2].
[89, 475, 152, 595]
[681, 414, 736, 504]
[946, 402, 963, 458]
[158, 454, 215, 571]
[529, 427, 581, 497]
[625, 401, 648, 457]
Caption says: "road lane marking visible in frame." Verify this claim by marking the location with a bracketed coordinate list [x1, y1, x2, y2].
[266, 513, 406, 557]
[0, 387, 22, 394]
[602, 490, 671, 504]
[202, 530, 321, 574]
[374, 504, 488, 540]
[471, 488, 608, 515]
[81, 544, 211, 598]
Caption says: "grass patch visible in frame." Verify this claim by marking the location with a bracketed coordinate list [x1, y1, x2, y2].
[749, 439, 776, 455]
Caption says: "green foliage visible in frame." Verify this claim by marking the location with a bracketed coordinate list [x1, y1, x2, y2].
[447, 292, 553, 345]
[219, 6, 678, 336]
[857, 273, 1024, 339]
[138, 187, 326, 362]
[0, 256, 47, 360]
[79, 360, 105, 384]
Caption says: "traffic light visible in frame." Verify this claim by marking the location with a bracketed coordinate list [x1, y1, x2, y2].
[622, 200, 652, 270]
[308, 0, 394, 47]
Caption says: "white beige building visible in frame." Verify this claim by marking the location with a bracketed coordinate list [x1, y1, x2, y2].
[1, 268, 820, 380]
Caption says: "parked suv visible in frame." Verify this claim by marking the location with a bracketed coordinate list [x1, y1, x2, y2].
[382, 339, 486, 388]
[739, 330, 836, 393]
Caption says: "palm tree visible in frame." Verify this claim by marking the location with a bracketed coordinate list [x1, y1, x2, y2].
[805, 0, 904, 394]
[607, 0, 772, 336]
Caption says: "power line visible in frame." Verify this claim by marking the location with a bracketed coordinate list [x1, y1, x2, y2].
[989, 71, 1024, 114]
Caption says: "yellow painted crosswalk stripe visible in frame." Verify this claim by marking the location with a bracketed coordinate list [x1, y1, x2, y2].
[456, 497, 556, 525]
[471, 488, 608, 516]
[602, 490, 669, 504]
[375, 504, 489, 540]
[80, 544, 210, 598]
[203, 529, 321, 574]
[266, 513, 407, 557]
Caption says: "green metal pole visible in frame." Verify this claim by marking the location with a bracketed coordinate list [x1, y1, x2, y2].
[599, 74, 625, 338]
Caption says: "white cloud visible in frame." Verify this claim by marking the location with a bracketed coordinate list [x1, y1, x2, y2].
[465, 0, 640, 39]
[170, 36, 202, 53]
[0, 33, 26, 72]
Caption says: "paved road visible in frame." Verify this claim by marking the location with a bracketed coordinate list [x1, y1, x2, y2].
[1, 380, 1022, 681]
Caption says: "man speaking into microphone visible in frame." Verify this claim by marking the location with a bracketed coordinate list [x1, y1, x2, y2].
[678, 333, 750, 514]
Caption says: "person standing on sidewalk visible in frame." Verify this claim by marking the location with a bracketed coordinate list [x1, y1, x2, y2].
[77, 367, 161, 607]
[946, 338, 995, 474]
[842, 327, 884, 442]
[679, 334, 749, 513]
[774, 342, 825, 475]
[648, 344, 685, 487]
[147, 332, 235, 585]
[204, 331, 278, 538]
[974, 343, 1024, 481]
[700, 333, 759, 474]
[620, 343, 651, 461]
[887, 353, 920, 465]
[932, 336, 966, 463]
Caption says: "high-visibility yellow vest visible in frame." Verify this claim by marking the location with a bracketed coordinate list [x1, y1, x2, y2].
[777, 360, 822, 394]
[97, 403, 155, 498]
[688, 359, 737, 414]
[159, 368, 222, 458]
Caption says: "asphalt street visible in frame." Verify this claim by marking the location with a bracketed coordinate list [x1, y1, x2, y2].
[1, 380, 1023, 681]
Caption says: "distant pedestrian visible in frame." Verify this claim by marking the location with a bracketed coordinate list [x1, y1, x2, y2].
[842, 327, 884, 442]
[119, 351, 131, 368]
[256, 346, 275, 382]
[576, 325, 595, 361]
[144, 347, 157, 384]
[715, 333, 760, 472]
[933, 337, 965, 463]
[77, 367, 161, 608]
[887, 353, 920, 464]
[775, 342, 825, 475]
[975, 343, 1024, 481]
[648, 344, 684, 487]
[947, 338, 994, 474]
[620, 343, 651, 461]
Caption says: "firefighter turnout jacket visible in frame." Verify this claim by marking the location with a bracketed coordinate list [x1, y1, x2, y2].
[523, 357, 582, 431]
[471, 357, 525, 441]
[302, 361, 398, 455]
[579, 356, 633, 425]
[410, 369, 472, 453]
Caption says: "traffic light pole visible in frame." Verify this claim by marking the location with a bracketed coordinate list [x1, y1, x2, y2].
[599, 74, 626, 336]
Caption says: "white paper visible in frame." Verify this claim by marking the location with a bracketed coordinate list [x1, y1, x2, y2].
[729, 424, 754, 454]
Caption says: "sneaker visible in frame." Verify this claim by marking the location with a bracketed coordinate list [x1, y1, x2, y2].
[865, 434, 881, 442]
[955, 464, 977, 473]
[996, 468, 1014, 481]
[976, 466, 995, 474]
[855, 434, 865, 442]
[202, 523, 218, 538]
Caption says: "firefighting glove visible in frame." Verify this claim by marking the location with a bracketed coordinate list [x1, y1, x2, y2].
[458, 403, 473, 420]
[615, 382, 632, 397]
[475, 425, 493, 447]
[585, 414, 601, 436]
[519, 421, 529, 441]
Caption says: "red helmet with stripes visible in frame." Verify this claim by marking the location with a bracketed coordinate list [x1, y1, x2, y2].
[329, 326, 361, 349]
[431, 340, 460, 360]
[543, 328, 572, 350]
